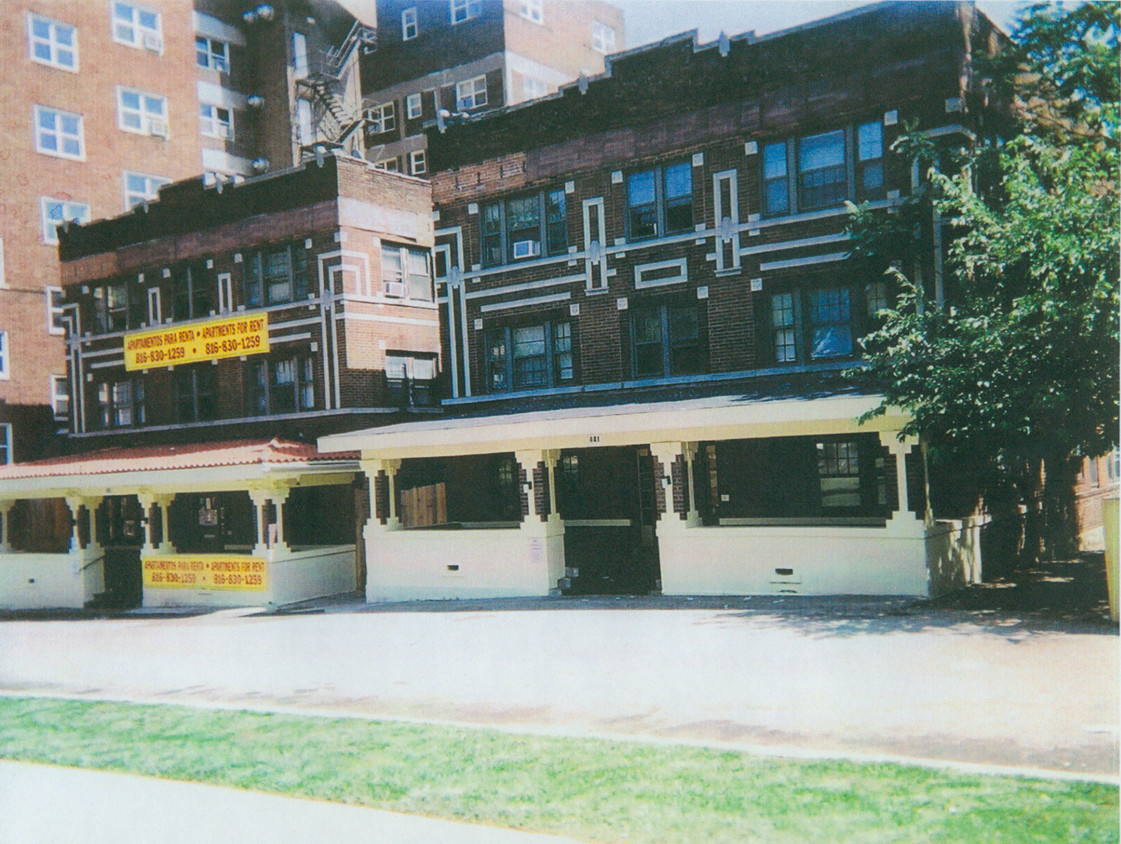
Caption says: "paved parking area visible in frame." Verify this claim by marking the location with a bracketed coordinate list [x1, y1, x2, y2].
[0, 559, 1116, 778]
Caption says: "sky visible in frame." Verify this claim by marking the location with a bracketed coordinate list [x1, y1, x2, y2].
[611, 0, 1024, 48]
[339, 0, 1026, 51]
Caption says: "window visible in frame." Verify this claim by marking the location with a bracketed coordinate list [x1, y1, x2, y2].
[46, 286, 66, 335]
[767, 286, 862, 364]
[250, 357, 315, 416]
[631, 302, 703, 378]
[195, 35, 228, 72]
[34, 105, 83, 159]
[51, 375, 70, 421]
[798, 130, 846, 210]
[409, 149, 426, 175]
[481, 189, 567, 266]
[522, 76, 548, 100]
[385, 354, 437, 407]
[123, 171, 168, 209]
[0, 332, 8, 382]
[28, 14, 77, 71]
[808, 288, 853, 359]
[244, 244, 310, 307]
[373, 157, 399, 172]
[113, 2, 161, 50]
[592, 21, 616, 53]
[0, 424, 10, 465]
[817, 440, 862, 510]
[175, 366, 217, 423]
[762, 141, 789, 216]
[93, 282, 132, 333]
[450, 0, 481, 24]
[381, 245, 432, 300]
[173, 264, 216, 321]
[367, 102, 395, 134]
[857, 121, 885, 200]
[456, 75, 487, 110]
[520, 0, 543, 23]
[117, 87, 167, 135]
[485, 320, 573, 392]
[292, 31, 308, 78]
[40, 197, 90, 245]
[405, 92, 422, 119]
[864, 280, 889, 319]
[199, 103, 233, 140]
[98, 378, 145, 428]
[401, 7, 418, 40]
[627, 162, 692, 240]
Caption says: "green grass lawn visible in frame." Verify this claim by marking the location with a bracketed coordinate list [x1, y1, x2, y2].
[0, 696, 1115, 843]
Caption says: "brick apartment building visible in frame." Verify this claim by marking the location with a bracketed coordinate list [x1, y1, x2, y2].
[320, 1, 1003, 601]
[0, 0, 365, 471]
[359, 0, 623, 176]
[0, 152, 438, 610]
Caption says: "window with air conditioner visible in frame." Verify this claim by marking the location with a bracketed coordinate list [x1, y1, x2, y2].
[455, 76, 487, 110]
[381, 245, 432, 301]
[195, 35, 228, 72]
[200, 103, 233, 140]
[113, 3, 161, 51]
[117, 86, 167, 136]
[481, 188, 567, 267]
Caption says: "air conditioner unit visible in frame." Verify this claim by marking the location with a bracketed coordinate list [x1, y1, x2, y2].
[512, 240, 540, 259]
[221, 124, 234, 141]
[384, 281, 405, 298]
[142, 32, 162, 52]
[148, 119, 169, 138]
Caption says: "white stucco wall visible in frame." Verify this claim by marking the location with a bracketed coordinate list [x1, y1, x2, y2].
[365, 527, 563, 601]
[0, 551, 103, 610]
[657, 524, 931, 597]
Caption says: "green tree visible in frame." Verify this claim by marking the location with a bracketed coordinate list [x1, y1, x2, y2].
[851, 2, 1119, 556]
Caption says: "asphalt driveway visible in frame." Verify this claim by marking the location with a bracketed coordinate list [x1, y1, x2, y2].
[0, 557, 1116, 778]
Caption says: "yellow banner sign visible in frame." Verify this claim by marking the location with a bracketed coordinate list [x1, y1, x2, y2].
[124, 314, 269, 371]
[143, 555, 268, 591]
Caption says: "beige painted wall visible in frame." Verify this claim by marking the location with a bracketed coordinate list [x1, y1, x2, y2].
[0, 550, 102, 610]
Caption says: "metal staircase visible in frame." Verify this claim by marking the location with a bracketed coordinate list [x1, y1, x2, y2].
[296, 20, 376, 154]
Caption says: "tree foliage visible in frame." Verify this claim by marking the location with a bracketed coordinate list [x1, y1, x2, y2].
[850, 3, 1119, 551]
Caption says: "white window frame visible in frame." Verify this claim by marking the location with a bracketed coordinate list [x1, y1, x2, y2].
[592, 21, 616, 54]
[450, 0, 481, 25]
[199, 103, 233, 140]
[406, 92, 422, 119]
[148, 286, 162, 324]
[46, 286, 66, 335]
[456, 75, 487, 110]
[40, 197, 90, 245]
[367, 102, 396, 133]
[112, 2, 161, 52]
[401, 7, 418, 40]
[51, 375, 70, 422]
[217, 273, 233, 313]
[0, 423, 11, 464]
[28, 13, 78, 71]
[196, 35, 229, 72]
[117, 86, 168, 136]
[34, 105, 84, 160]
[123, 171, 169, 210]
[50, 373, 71, 421]
[374, 158, 399, 173]
[0, 333, 9, 384]
[409, 150, 427, 176]
[520, 0, 543, 23]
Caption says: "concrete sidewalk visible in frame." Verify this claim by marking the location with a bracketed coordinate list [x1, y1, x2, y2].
[0, 760, 585, 844]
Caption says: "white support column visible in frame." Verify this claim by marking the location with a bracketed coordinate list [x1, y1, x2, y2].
[0, 500, 13, 552]
[880, 433, 924, 535]
[248, 489, 269, 555]
[514, 450, 547, 535]
[136, 493, 158, 555]
[64, 496, 103, 555]
[156, 494, 175, 553]
[649, 442, 698, 531]
[272, 485, 292, 553]
[64, 496, 82, 554]
[514, 449, 566, 593]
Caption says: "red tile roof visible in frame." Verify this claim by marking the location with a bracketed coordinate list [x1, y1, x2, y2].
[0, 439, 358, 480]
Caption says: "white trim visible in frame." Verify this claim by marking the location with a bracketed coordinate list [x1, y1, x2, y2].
[337, 313, 439, 327]
[759, 251, 850, 272]
[147, 287, 161, 325]
[479, 292, 570, 313]
[33, 104, 84, 161]
[201, 147, 252, 176]
[741, 233, 850, 257]
[116, 85, 168, 136]
[466, 274, 583, 301]
[27, 12, 78, 72]
[401, 7, 418, 40]
[405, 92, 422, 119]
[192, 12, 245, 47]
[50, 374, 70, 421]
[455, 75, 487, 110]
[634, 258, 688, 289]
[197, 81, 247, 112]
[46, 286, 65, 336]
[123, 170, 169, 210]
[39, 197, 90, 245]
[111, 2, 162, 52]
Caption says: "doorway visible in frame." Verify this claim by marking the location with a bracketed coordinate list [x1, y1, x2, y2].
[98, 496, 144, 610]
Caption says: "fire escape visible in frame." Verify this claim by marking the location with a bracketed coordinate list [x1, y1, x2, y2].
[296, 20, 376, 157]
